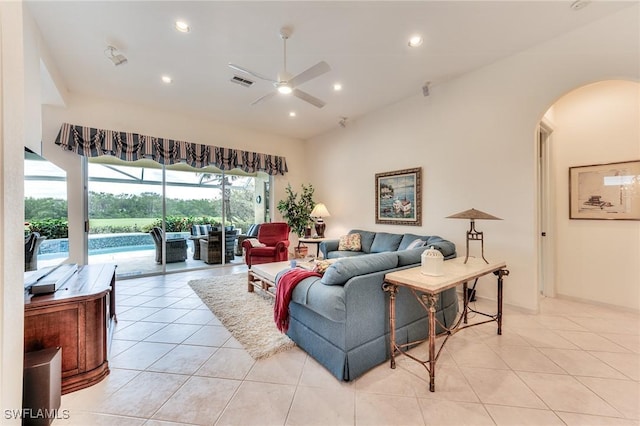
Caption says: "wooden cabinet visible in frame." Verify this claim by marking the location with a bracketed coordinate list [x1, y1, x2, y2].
[24, 264, 116, 394]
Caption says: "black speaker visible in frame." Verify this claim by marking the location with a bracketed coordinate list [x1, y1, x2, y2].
[22, 347, 61, 426]
[466, 288, 477, 302]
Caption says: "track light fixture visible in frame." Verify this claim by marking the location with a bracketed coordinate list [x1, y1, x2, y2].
[105, 45, 128, 66]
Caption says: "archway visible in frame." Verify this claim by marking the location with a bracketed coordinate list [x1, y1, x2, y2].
[537, 80, 639, 310]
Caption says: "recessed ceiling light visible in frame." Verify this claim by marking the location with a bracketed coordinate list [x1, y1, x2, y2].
[289, 111, 296, 118]
[333, 83, 342, 91]
[161, 75, 172, 84]
[408, 35, 423, 48]
[175, 21, 190, 33]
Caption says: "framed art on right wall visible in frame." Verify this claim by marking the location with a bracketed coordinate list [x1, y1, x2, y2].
[569, 160, 640, 220]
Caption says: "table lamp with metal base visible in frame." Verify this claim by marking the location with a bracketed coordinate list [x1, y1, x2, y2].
[446, 208, 502, 264]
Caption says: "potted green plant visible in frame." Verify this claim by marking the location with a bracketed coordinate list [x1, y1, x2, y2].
[277, 183, 315, 258]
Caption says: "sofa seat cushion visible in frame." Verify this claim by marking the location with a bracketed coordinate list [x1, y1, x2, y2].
[370, 232, 403, 253]
[321, 252, 399, 286]
[326, 250, 364, 260]
[247, 246, 279, 257]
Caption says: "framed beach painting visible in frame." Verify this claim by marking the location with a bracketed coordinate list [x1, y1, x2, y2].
[569, 160, 640, 220]
[375, 167, 422, 226]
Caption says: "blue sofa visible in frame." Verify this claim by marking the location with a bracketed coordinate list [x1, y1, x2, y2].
[277, 231, 457, 382]
[320, 229, 455, 260]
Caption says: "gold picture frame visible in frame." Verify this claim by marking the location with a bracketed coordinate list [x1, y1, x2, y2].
[375, 167, 422, 226]
[569, 160, 640, 220]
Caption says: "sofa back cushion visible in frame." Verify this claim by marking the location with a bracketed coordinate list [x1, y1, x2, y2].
[370, 232, 403, 253]
[398, 233, 427, 250]
[350, 229, 376, 253]
[320, 252, 399, 286]
[397, 245, 430, 266]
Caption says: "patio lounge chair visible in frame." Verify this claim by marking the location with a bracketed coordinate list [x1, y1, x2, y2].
[149, 227, 187, 264]
[25, 232, 46, 271]
[200, 228, 238, 264]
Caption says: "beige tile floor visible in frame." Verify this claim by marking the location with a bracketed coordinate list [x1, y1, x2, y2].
[56, 265, 639, 426]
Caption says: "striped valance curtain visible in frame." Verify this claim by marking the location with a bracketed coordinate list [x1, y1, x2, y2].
[54, 123, 288, 176]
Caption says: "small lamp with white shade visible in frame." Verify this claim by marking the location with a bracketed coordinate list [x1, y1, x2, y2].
[310, 203, 331, 238]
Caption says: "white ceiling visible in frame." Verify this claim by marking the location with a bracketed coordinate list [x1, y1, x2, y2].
[27, 1, 634, 140]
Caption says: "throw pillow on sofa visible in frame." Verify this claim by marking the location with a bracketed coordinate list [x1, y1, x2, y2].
[405, 238, 425, 250]
[313, 259, 337, 274]
[338, 233, 361, 251]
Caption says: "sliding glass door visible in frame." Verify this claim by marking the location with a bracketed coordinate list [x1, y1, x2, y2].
[87, 157, 269, 278]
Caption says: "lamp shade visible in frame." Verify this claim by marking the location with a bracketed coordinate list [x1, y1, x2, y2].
[446, 208, 501, 221]
[311, 203, 331, 218]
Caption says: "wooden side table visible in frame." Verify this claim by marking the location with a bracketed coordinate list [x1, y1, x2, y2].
[298, 237, 329, 258]
[383, 257, 509, 392]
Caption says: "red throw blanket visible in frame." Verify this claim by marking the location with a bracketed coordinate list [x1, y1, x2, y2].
[274, 268, 321, 333]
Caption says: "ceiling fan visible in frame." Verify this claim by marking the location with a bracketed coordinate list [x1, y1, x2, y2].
[228, 27, 330, 108]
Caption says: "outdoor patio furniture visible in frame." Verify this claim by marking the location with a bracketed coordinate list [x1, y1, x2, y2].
[25, 232, 46, 271]
[149, 227, 187, 264]
[200, 228, 238, 264]
[236, 224, 261, 256]
[242, 222, 290, 267]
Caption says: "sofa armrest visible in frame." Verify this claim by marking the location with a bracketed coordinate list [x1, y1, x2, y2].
[320, 239, 339, 258]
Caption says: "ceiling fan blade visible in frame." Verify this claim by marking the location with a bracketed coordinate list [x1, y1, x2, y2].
[292, 89, 326, 108]
[288, 61, 331, 88]
[228, 63, 276, 83]
[251, 91, 277, 106]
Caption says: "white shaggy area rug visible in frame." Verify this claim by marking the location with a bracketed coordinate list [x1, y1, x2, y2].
[188, 273, 295, 360]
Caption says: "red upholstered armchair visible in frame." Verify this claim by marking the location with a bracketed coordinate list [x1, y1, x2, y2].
[242, 222, 290, 267]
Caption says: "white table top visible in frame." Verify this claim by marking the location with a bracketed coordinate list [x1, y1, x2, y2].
[250, 261, 291, 282]
[298, 237, 330, 243]
[384, 257, 507, 294]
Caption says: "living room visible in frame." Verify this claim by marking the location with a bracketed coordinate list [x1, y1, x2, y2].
[2, 1, 639, 425]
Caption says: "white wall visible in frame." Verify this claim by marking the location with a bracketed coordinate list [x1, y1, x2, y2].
[42, 93, 308, 264]
[0, 1, 27, 420]
[551, 80, 640, 310]
[307, 5, 640, 312]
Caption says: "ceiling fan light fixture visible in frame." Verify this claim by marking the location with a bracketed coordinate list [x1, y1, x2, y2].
[277, 84, 293, 95]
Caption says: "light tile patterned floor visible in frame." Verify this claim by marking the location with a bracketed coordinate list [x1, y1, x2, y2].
[56, 265, 640, 425]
